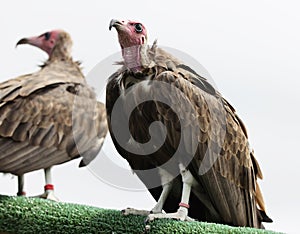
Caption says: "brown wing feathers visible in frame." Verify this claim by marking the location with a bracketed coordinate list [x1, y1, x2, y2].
[0, 57, 107, 176]
[166, 61, 267, 226]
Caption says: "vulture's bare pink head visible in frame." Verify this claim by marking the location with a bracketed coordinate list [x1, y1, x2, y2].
[16, 30, 72, 59]
[109, 19, 147, 48]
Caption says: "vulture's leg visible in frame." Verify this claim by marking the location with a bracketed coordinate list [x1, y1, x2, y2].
[37, 167, 59, 201]
[150, 168, 173, 214]
[17, 175, 26, 196]
[146, 164, 195, 222]
[122, 168, 173, 216]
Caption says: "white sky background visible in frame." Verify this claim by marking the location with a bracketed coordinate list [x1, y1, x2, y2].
[0, 1, 299, 233]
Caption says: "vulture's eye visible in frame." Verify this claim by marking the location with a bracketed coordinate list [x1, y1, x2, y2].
[134, 23, 143, 33]
[44, 32, 51, 40]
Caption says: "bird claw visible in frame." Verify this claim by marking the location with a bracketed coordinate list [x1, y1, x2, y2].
[121, 207, 150, 216]
[145, 211, 195, 223]
[35, 191, 59, 202]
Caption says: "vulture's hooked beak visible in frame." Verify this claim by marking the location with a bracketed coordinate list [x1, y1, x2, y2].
[16, 38, 29, 47]
[109, 19, 123, 31]
[15, 36, 42, 49]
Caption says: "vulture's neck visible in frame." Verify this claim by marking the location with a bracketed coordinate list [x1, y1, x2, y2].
[122, 44, 151, 73]
[42, 51, 79, 72]
[48, 44, 72, 63]
[41, 57, 84, 80]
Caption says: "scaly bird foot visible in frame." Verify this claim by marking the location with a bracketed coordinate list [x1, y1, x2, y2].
[35, 190, 59, 202]
[146, 209, 194, 222]
[121, 207, 151, 216]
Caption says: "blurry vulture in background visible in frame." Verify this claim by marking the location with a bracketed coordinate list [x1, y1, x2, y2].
[107, 19, 272, 228]
[0, 30, 107, 200]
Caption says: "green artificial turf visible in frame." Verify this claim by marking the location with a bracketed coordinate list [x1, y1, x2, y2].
[0, 195, 281, 234]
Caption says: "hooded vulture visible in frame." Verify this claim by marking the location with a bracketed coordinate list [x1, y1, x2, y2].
[0, 30, 107, 200]
[107, 19, 272, 228]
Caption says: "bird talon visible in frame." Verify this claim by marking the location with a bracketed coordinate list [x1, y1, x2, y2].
[121, 207, 150, 216]
[144, 214, 156, 224]
[145, 211, 194, 222]
[144, 224, 151, 233]
[35, 190, 59, 202]
[121, 207, 134, 216]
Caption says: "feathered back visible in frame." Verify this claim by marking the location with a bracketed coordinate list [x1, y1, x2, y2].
[0, 47, 107, 175]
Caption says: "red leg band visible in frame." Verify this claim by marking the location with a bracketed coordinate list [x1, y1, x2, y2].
[44, 184, 54, 191]
[17, 191, 26, 196]
[179, 202, 190, 209]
